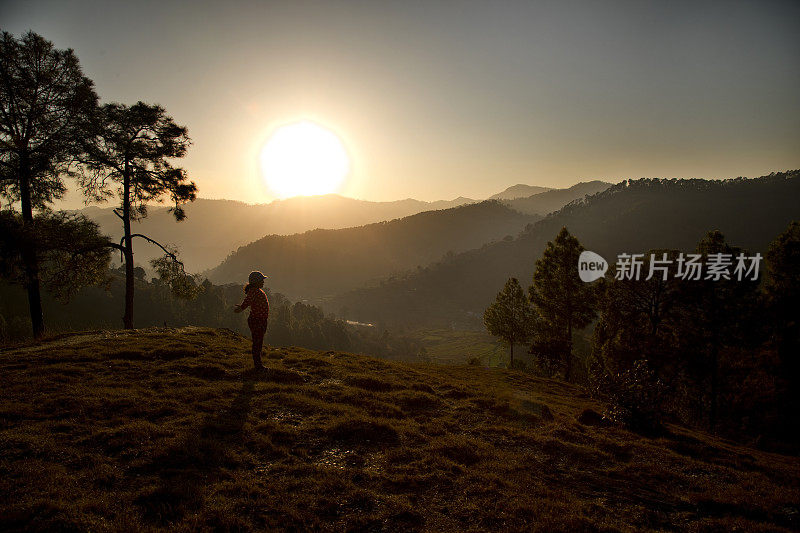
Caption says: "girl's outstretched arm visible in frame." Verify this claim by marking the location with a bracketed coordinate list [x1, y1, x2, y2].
[234, 291, 252, 313]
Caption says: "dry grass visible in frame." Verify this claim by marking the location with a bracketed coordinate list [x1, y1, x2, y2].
[1, 327, 798, 532]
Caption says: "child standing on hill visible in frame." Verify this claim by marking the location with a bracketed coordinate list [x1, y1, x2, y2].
[234, 271, 270, 371]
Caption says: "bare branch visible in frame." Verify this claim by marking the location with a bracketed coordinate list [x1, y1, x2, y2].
[130, 233, 184, 267]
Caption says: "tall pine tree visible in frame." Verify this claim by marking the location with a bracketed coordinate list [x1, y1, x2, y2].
[79, 102, 197, 328]
[0, 31, 99, 337]
[529, 227, 596, 380]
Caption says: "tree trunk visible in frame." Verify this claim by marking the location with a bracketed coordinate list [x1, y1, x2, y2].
[510, 342, 514, 368]
[710, 340, 719, 432]
[19, 156, 45, 339]
[708, 295, 720, 432]
[122, 162, 135, 329]
[565, 321, 573, 381]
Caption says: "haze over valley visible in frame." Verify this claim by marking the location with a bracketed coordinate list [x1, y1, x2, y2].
[79, 181, 612, 272]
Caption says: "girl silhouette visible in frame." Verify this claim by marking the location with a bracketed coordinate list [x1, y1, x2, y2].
[234, 271, 270, 371]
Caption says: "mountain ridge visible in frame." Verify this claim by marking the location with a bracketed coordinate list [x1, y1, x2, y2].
[504, 180, 613, 215]
[205, 201, 540, 299]
[76, 194, 476, 272]
[76, 182, 608, 273]
[489, 183, 554, 200]
[330, 172, 800, 328]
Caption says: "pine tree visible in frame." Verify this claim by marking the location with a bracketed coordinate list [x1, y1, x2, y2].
[764, 221, 800, 374]
[763, 221, 800, 436]
[79, 102, 197, 328]
[529, 227, 596, 380]
[677, 230, 760, 430]
[0, 31, 99, 337]
[592, 250, 683, 378]
[484, 277, 534, 367]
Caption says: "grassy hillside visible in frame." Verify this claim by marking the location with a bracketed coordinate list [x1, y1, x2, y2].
[207, 201, 540, 299]
[2, 328, 798, 531]
[413, 328, 508, 365]
[80, 195, 475, 273]
[332, 172, 800, 328]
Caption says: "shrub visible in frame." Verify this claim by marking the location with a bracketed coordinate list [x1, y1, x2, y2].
[597, 359, 666, 433]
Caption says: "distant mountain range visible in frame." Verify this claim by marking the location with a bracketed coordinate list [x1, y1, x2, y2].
[78, 194, 475, 272]
[205, 201, 540, 299]
[504, 181, 612, 215]
[202, 180, 614, 297]
[78, 181, 597, 273]
[489, 184, 553, 200]
[329, 172, 800, 328]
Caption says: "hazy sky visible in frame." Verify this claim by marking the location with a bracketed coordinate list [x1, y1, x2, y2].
[3, 0, 799, 207]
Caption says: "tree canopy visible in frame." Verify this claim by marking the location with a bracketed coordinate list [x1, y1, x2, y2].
[483, 277, 535, 366]
[0, 30, 101, 337]
[79, 101, 198, 328]
[0, 31, 98, 208]
[529, 227, 596, 379]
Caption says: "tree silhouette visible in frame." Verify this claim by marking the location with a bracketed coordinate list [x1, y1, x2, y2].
[678, 231, 760, 430]
[484, 277, 534, 366]
[0, 210, 111, 304]
[0, 31, 99, 337]
[764, 221, 800, 375]
[592, 250, 684, 380]
[763, 221, 800, 437]
[529, 227, 596, 380]
[79, 102, 197, 328]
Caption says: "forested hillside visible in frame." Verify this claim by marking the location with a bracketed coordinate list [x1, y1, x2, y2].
[206, 201, 540, 299]
[331, 172, 800, 327]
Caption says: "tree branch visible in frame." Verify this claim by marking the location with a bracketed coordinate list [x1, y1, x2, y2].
[104, 242, 125, 252]
[130, 233, 184, 267]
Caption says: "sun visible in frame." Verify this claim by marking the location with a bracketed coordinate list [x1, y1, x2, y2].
[259, 121, 350, 198]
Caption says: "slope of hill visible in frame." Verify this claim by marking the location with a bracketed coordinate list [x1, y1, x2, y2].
[1, 327, 797, 531]
[79, 195, 475, 272]
[331, 172, 800, 327]
[206, 201, 540, 299]
[504, 180, 614, 215]
[489, 183, 553, 200]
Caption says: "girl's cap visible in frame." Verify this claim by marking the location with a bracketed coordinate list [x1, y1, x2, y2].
[248, 271, 268, 284]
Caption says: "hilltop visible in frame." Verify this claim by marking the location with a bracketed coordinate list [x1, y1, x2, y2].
[489, 184, 554, 200]
[503, 180, 613, 216]
[1, 328, 798, 531]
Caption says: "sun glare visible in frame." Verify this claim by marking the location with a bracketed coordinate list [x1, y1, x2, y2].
[259, 121, 350, 198]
